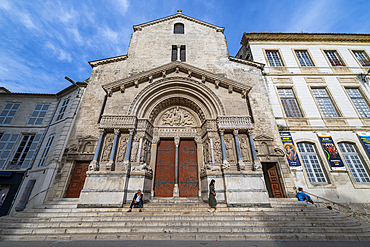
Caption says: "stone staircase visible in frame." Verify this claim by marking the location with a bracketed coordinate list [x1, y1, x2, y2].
[0, 197, 369, 241]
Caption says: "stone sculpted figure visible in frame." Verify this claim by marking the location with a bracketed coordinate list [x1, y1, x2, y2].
[225, 137, 235, 163]
[240, 136, 251, 162]
[101, 136, 113, 161]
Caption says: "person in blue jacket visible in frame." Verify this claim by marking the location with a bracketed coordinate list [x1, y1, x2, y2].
[127, 189, 143, 212]
[297, 187, 314, 204]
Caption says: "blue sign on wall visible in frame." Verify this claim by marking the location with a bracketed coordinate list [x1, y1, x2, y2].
[358, 132, 370, 157]
[280, 132, 302, 170]
[317, 133, 345, 171]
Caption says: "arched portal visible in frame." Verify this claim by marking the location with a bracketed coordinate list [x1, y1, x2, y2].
[127, 77, 225, 197]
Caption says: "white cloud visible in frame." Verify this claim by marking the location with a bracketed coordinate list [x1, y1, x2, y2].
[0, 0, 12, 11]
[67, 27, 84, 45]
[45, 41, 72, 62]
[19, 13, 38, 30]
[113, 0, 129, 15]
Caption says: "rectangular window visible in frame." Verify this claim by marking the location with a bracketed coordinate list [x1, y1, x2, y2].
[0, 133, 20, 169]
[0, 102, 21, 125]
[338, 143, 370, 184]
[295, 50, 314, 67]
[27, 103, 50, 125]
[180, 45, 186, 62]
[277, 88, 303, 117]
[353, 51, 370, 66]
[38, 134, 55, 167]
[324, 50, 344, 66]
[312, 88, 339, 117]
[7, 133, 43, 170]
[297, 142, 328, 184]
[266, 50, 283, 67]
[346, 88, 370, 118]
[171, 45, 177, 62]
[56, 97, 70, 121]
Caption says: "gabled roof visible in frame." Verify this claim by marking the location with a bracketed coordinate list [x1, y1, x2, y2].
[242, 32, 370, 45]
[102, 61, 251, 97]
[89, 55, 128, 68]
[133, 11, 224, 33]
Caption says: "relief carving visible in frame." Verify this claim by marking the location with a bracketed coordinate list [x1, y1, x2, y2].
[225, 135, 235, 163]
[101, 134, 114, 162]
[213, 138, 222, 164]
[130, 136, 139, 162]
[239, 135, 251, 162]
[116, 134, 129, 162]
[161, 107, 195, 127]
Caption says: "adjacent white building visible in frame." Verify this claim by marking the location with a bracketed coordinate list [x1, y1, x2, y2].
[238, 33, 370, 204]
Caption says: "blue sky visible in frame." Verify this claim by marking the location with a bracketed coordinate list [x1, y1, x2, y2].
[1, 0, 369, 94]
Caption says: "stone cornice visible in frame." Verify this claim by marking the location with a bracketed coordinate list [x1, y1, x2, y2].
[228, 56, 264, 69]
[101, 61, 252, 97]
[89, 55, 128, 68]
[242, 32, 370, 45]
[133, 13, 224, 33]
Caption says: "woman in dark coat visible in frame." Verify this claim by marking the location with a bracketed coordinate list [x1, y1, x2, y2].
[208, 179, 219, 212]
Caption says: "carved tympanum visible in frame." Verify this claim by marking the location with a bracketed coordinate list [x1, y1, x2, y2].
[160, 107, 195, 127]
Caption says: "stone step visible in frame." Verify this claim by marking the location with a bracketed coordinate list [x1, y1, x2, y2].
[1, 232, 370, 241]
[0, 218, 361, 229]
[12, 210, 340, 219]
[1, 224, 368, 235]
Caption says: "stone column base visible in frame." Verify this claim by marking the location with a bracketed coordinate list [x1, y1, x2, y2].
[78, 171, 129, 208]
[125, 170, 153, 204]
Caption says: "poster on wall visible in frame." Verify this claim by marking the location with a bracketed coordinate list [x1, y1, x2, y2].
[280, 132, 302, 170]
[317, 133, 346, 171]
[0, 186, 10, 209]
[358, 132, 370, 157]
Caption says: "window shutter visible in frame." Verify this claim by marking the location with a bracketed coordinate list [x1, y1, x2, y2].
[0, 133, 20, 169]
[21, 133, 43, 169]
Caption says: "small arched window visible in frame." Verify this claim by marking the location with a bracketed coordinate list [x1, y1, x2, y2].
[174, 23, 184, 34]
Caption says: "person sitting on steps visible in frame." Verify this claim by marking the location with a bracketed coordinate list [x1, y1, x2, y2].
[297, 187, 314, 204]
[127, 189, 143, 212]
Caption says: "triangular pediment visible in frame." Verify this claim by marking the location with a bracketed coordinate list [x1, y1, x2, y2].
[102, 61, 252, 97]
[133, 13, 224, 33]
[254, 134, 274, 141]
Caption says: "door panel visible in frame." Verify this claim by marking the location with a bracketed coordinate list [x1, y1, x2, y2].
[267, 163, 284, 198]
[178, 140, 198, 197]
[66, 162, 89, 198]
[154, 140, 175, 197]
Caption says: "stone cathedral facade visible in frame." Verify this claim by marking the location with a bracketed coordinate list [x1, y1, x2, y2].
[47, 11, 296, 207]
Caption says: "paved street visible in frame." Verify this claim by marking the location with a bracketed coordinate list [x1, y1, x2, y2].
[1, 241, 370, 247]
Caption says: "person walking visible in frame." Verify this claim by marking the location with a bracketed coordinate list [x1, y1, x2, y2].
[208, 179, 219, 212]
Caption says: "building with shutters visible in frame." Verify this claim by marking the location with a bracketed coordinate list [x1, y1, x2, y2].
[46, 10, 297, 209]
[237, 33, 370, 206]
[0, 83, 84, 216]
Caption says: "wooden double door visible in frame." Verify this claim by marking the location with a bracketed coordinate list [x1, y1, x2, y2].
[262, 162, 284, 198]
[66, 162, 89, 198]
[154, 139, 199, 197]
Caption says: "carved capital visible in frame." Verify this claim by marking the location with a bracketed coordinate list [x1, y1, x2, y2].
[114, 129, 120, 135]
[219, 129, 225, 135]
[152, 136, 160, 144]
[228, 85, 233, 94]
[233, 129, 239, 135]
[247, 129, 254, 135]
[98, 128, 105, 135]
[129, 129, 135, 135]
[195, 136, 202, 144]
[174, 136, 180, 146]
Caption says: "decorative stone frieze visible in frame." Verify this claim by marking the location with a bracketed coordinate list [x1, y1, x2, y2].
[100, 115, 137, 129]
[157, 128, 197, 138]
[217, 116, 253, 130]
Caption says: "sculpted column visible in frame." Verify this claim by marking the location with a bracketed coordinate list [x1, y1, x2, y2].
[233, 130, 245, 170]
[124, 129, 135, 168]
[173, 136, 180, 197]
[106, 129, 120, 171]
[220, 130, 228, 165]
[136, 137, 143, 164]
[209, 138, 215, 166]
[248, 130, 261, 171]
[195, 137, 203, 197]
[89, 128, 105, 171]
[150, 137, 159, 198]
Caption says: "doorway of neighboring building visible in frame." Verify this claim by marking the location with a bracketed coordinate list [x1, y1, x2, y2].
[66, 162, 89, 198]
[262, 162, 284, 198]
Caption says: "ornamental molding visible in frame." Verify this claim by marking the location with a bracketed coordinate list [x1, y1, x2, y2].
[157, 127, 198, 138]
[133, 13, 224, 33]
[228, 56, 264, 69]
[242, 32, 370, 44]
[100, 115, 137, 129]
[101, 61, 251, 98]
[217, 116, 253, 130]
[89, 55, 128, 68]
